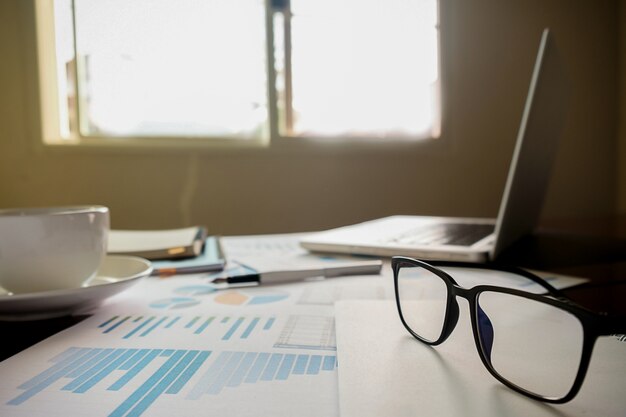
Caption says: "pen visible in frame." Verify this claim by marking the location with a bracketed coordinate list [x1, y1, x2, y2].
[209, 263, 382, 285]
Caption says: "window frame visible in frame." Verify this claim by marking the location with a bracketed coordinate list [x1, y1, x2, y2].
[34, 0, 442, 152]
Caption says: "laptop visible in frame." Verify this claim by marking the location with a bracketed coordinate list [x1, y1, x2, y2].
[300, 28, 569, 262]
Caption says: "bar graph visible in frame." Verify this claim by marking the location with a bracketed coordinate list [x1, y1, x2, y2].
[187, 351, 337, 399]
[7, 347, 211, 417]
[274, 315, 336, 351]
[6, 347, 337, 417]
[97, 315, 276, 340]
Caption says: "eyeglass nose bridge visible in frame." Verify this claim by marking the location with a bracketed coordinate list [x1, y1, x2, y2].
[444, 285, 495, 361]
[436, 285, 475, 345]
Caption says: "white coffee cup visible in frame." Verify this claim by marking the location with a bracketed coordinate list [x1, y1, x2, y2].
[0, 206, 109, 294]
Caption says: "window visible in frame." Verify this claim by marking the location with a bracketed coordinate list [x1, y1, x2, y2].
[41, 0, 440, 146]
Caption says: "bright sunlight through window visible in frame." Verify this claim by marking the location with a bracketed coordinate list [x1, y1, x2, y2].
[47, 0, 439, 143]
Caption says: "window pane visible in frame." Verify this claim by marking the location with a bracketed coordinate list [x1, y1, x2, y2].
[53, 0, 75, 138]
[69, 0, 268, 138]
[286, 0, 439, 138]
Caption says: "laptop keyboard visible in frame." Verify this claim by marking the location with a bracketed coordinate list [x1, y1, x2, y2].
[384, 223, 495, 247]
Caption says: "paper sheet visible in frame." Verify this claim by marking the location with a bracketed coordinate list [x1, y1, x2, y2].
[0, 272, 393, 417]
[220, 234, 382, 275]
[335, 300, 626, 417]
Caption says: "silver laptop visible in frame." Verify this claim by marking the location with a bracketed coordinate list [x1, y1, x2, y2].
[300, 28, 568, 262]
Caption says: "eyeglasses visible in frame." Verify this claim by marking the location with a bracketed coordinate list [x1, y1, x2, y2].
[392, 256, 625, 403]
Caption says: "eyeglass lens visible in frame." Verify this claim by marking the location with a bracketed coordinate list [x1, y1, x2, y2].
[396, 264, 448, 343]
[396, 263, 585, 399]
[477, 291, 584, 398]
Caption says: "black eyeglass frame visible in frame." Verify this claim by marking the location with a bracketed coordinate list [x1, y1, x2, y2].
[391, 256, 626, 404]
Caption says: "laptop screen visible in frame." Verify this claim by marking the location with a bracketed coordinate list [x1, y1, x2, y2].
[491, 28, 569, 259]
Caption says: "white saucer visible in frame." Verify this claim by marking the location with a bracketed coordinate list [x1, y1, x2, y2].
[0, 255, 152, 321]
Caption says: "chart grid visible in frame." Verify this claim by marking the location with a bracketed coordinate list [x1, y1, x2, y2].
[274, 315, 336, 351]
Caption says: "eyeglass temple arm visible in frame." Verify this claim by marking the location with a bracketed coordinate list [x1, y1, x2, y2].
[427, 260, 564, 297]
[599, 315, 626, 336]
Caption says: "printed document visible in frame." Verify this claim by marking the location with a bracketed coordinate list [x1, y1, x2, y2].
[0, 271, 393, 417]
[335, 300, 626, 417]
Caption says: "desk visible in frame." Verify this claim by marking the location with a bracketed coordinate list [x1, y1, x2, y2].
[499, 222, 626, 315]
[1, 229, 625, 363]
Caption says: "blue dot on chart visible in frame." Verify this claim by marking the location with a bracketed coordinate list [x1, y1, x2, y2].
[150, 297, 201, 309]
[174, 285, 218, 296]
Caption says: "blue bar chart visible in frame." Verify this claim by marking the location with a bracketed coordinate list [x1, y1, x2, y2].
[7, 347, 211, 417]
[97, 315, 276, 340]
[187, 351, 337, 399]
[6, 347, 337, 417]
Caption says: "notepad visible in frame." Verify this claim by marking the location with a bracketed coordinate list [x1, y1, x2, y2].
[150, 237, 225, 275]
[108, 226, 207, 260]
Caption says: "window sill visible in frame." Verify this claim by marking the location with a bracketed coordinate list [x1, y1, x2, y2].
[38, 134, 444, 157]
[42, 135, 270, 151]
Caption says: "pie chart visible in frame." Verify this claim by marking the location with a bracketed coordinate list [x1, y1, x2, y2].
[149, 297, 201, 309]
[214, 290, 289, 306]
